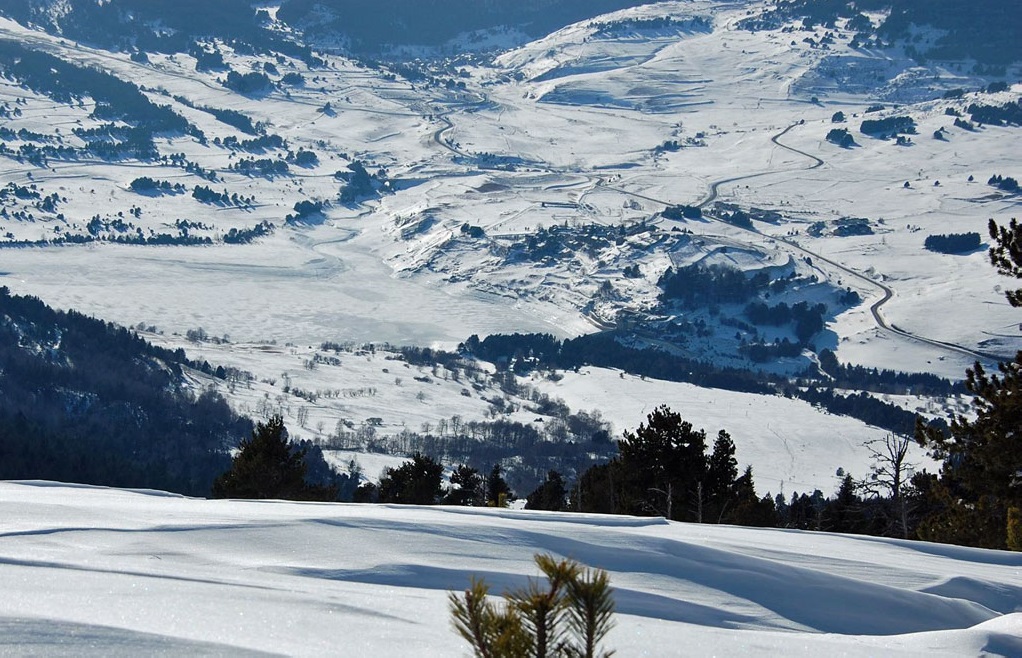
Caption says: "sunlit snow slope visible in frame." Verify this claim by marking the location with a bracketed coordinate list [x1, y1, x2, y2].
[0, 1, 1018, 376]
[1, 482, 1020, 656]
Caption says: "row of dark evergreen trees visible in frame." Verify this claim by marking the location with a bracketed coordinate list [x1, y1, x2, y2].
[214, 405, 915, 539]
[211, 416, 513, 507]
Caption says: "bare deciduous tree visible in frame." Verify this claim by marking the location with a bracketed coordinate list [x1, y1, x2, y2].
[861, 434, 915, 538]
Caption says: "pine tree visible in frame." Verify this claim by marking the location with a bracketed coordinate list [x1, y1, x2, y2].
[211, 415, 336, 501]
[563, 562, 616, 658]
[821, 474, 863, 533]
[917, 358, 1022, 548]
[989, 218, 1022, 307]
[449, 578, 531, 658]
[728, 466, 778, 527]
[914, 218, 1022, 549]
[487, 463, 512, 507]
[617, 405, 707, 521]
[526, 471, 568, 511]
[571, 461, 622, 515]
[705, 430, 739, 522]
[572, 408, 760, 524]
[450, 554, 615, 658]
[507, 555, 578, 657]
[446, 464, 485, 506]
[378, 452, 443, 505]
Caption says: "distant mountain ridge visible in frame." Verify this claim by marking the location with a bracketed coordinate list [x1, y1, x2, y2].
[276, 0, 660, 54]
[0, 0, 660, 57]
[2, 0, 1018, 66]
[749, 0, 1020, 69]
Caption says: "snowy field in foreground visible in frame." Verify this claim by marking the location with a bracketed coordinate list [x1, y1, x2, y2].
[1, 481, 1020, 656]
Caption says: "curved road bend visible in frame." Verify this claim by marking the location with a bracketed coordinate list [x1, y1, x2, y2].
[754, 125, 1003, 362]
[606, 121, 1004, 364]
[422, 99, 1005, 363]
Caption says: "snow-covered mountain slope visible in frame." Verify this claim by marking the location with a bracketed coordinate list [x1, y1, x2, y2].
[528, 366, 939, 495]
[0, 2, 1016, 377]
[1, 481, 1020, 656]
[145, 331, 931, 494]
[0, 0, 1018, 485]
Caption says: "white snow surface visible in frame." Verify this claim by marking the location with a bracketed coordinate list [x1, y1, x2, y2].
[147, 334, 927, 494]
[1, 481, 1020, 656]
[529, 366, 934, 494]
[0, 0, 1010, 504]
[0, 4, 1018, 375]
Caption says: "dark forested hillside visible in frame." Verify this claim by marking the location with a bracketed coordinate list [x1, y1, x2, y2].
[878, 0, 1020, 66]
[749, 0, 1020, 68]
[0, 287, 250, 495]
[1, 0, 657, 58]
[277, 0, 658, 53]
[0, 0, 317, 61]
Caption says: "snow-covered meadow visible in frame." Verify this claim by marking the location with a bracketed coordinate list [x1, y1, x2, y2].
[149, 330, 933, 495]
[0, 4, 1021, 651]
[0, 1, 1018, 376]
[529, 366, 936, 495]
[0, 0, 1012, 501]
[1, 481, 1020, 656]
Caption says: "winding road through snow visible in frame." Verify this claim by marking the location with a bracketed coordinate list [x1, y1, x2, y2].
[600, 121, 1005, 363]
[734, 124, 1005, 363]
[431, 92, 1007, 363]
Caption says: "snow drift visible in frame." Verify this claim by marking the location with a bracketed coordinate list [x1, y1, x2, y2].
[1, 481, 1020, 656]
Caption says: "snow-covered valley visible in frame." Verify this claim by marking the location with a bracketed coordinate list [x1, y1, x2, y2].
[0, 2, 1015, 466]
[0, 1, 1021, 652]
[0, 2, 1018, 372]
